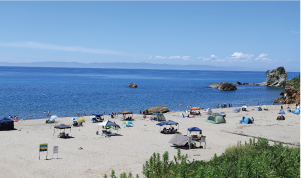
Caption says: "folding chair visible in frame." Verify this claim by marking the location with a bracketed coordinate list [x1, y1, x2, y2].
[200, 136, 206, 149]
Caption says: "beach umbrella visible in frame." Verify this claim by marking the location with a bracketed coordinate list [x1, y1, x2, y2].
[262, 105, 267, 107]
[71, 118, 77, 121]
[219, 112, 225, 115]
[118, 110, 132, 114]
[123, 121, 133, 125]
[78, 117, 85, 123]
[91, 115, 96, 118]
[51, 115, 58, 120]
[242, 106, 248, 108]
[98, 120, 119, 127]
[122, 121, 134, 127]
[190, 107, 200, 110]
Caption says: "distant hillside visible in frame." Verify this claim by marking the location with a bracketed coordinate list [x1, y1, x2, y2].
[0, 62, 261, 71]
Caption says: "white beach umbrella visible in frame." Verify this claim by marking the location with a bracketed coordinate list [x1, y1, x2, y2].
[51, 115, 58, 120]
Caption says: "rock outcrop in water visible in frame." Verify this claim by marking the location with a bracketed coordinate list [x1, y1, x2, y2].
[260, 67, 288, 87]
[235, 81, 249, 85]
[144, 105, 169, 115]
[129, 83, 138, 88]
[209, 82, 237, 91]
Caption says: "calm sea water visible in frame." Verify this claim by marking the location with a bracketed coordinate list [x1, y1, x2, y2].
[0, 66, 299, 120]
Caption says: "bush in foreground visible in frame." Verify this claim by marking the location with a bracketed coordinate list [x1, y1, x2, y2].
[104, 138, 300, 178]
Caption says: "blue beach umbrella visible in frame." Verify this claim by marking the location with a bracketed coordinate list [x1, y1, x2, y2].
[71, 118, 77, 121]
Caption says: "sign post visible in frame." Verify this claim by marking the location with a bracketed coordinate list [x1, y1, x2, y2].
[39, 143, 48, 160]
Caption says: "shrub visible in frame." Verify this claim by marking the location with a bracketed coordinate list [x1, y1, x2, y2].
[105, 138, 300, 178]
[289, 75, 300, 89]
[276, 66, 286, 74]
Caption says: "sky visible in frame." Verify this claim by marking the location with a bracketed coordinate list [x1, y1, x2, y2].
[0, 1, 300, 72]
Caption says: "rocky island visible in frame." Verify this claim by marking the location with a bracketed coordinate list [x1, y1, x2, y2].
[143, 105, 169, 114]
[209, 82, 237, 91]
[260, 67, 288, 87]
[129, 83, 138, 88]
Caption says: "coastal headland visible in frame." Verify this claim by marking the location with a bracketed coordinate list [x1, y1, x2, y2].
[0, 104, 299, 177]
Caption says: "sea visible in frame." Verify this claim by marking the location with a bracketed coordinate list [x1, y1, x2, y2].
[0, 66, 299, 120]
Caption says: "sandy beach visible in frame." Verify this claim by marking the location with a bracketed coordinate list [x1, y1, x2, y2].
[0, 104, 299, 177]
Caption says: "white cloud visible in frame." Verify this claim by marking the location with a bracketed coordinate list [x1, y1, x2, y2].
[154, 56, 167, 59]
[290, 31, 300, 33]
[255, 53, 268, 60]
[198, 55, 218, 62]
[210, 54, 218, 58]
[0, 41, 132, 56]
[230, 52, 254, 59]
[167, 56, 181, 59]
[147, 56, 153, 59]
[181, 56, 191, 60]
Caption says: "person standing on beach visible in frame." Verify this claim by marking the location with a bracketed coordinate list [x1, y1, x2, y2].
[281, 105, 283, 110]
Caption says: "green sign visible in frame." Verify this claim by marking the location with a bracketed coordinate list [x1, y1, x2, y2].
[40, 143, 48, 152]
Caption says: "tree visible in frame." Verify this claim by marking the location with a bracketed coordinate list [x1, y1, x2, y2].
[265, 70, 270, 75]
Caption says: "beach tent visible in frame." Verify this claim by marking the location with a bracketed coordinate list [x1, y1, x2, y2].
[152, 113, 166, 121]
[233, 108, 240, 113]
[206, 108, 212, 113]
[254, 107, 262, 111]
[168, 134, 189, 146]
[277, 115, 285, 120]
[219, 112, 225, 115]
[55, 124, 71, 129]
[278, 110, 285, 114]
[293, 109, 301, 114]
[178, 113, 185, 118]
[156, 120, 178, 126]
[240, 117, 253, 124]
[54, 124, 72, 135]
[206, 113, 226, 124]
[122, 121, 133, 127]
[188, 127, 201, 132]
[0, 118, 14, 130]
[187, 127, 202, 136]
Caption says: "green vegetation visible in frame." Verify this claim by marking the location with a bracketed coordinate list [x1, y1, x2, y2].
[265, 70, 270, 75]
[104, 138, 300, 178]
[289, 75, 300, 89]
[270, 67, 286, 75]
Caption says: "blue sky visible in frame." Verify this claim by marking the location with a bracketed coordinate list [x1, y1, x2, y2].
[0, 1, 300, 71]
